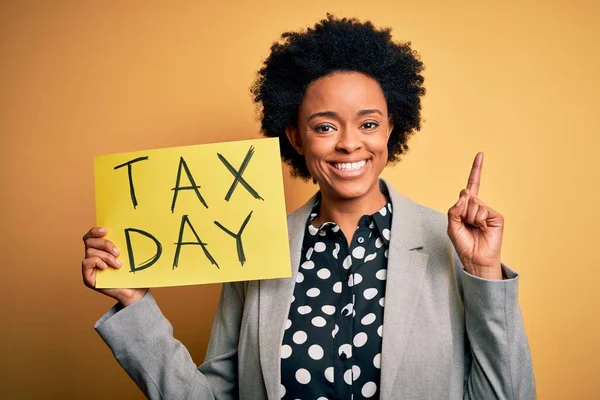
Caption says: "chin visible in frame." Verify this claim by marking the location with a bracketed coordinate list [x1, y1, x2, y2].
[324, 178, 378, 201]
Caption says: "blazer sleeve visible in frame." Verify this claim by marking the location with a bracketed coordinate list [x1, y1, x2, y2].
[459, 259, 536, 400]
[95, 282, 246, 400]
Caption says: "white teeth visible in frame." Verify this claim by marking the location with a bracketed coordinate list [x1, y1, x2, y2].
[334, 160, 367, 171]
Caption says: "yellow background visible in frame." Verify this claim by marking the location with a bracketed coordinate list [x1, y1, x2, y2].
[94, 138, 290, 288]
[0, 0, 598, 398]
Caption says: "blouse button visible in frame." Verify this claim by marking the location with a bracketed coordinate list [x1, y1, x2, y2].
[358, 237, 364, 244]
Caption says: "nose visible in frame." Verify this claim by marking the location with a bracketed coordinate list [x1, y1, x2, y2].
[335, 127, 362, 153]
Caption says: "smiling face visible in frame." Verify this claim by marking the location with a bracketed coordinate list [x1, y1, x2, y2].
[286, 72, 393, 204]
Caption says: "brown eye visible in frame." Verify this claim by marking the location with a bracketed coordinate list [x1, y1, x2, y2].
[315, 124, 335, 133]
[361, 121, 379, 130]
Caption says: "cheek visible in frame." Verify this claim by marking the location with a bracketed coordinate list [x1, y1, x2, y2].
[304, 139, 331, 162]
[370, 135, 390, 156]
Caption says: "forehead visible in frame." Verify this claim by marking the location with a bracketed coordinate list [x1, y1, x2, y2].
[299, 72, 388, 115]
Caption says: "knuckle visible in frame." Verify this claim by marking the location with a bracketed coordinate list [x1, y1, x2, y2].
[104, 240, 113, 252]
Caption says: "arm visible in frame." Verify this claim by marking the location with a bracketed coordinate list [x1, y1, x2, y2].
[446, 153, 535, 399]
[459, 262, 536, 399]
[95, 282, 245, 400]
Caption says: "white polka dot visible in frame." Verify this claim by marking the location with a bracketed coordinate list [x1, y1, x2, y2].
[317, 268, 331, 279]
[296, 368, 311, 384]
[333, 281, 342, 293]
[353, 332, 368, 347]
[364, 253, 377, 262]
[281, 344, 292, 359]
[307, 287, 320, 297]
[379, 297, 385, 307]
[332, 225, 340, 232]
[376, 269, 387, 280]
[308, 344, 324, 360]
[361, 313, 376, 325]
[306, 247, 314, 260]
[382, 229, 390, 240]
[348, 273, 362, 287]
[285, 319, 292, 330]
[322, 305, 336, 315]
[332, 324, 339, 338]
[297, 305, 312, 315]
[364, 288, 378, 300]
[379, 206, 387, 216]
[291, 295, 295, 303]
[301, 260, 314, 270]
[325, 367, 334, 383]
[344, 368, 353, 385]
[338, 343, 352, 358]
[352, 246, 365, 259]
[388, 203, 392, 212]
[332, 243, 340, 259]
[342, 255, 352, 269]
[362, 382, 377, 397]
[314, 242, 326, 252]
[311, 316, 327, 327]
[318, 229, 327, 236]
[318, 397, 328, 400]
[352, 365, 361, 381]
[373, 353, 381, 369]
[377, 325, 383, 337]
[293, 331, 307, 344]
[375, 237, 383, 248]
[384, 249, 389, 258]
[279, 384, 286, 398]
[296, 272, 304, 283]
[308, 225, 318, 235]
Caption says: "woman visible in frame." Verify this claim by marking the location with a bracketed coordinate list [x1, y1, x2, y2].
[82, 15, 535, 399]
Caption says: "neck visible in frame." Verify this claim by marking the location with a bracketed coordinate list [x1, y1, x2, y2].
[312, 181, 387, 245]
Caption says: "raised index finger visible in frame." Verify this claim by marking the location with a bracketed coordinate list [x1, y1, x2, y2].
[466, 152, 484, 196]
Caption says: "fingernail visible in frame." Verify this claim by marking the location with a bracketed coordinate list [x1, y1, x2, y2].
[116, 259, 122, 267]
[98, 228, 107, 234]
[113, 247, 120, 255]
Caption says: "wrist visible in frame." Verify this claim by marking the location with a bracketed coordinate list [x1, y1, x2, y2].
[118, 289, 148, 307]
[463, 262, 503, 280]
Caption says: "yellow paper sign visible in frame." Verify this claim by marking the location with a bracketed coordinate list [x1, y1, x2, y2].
[94, 137, 291, 288]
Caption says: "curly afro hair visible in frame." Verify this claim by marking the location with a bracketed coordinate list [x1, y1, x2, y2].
[251, 14, 425, 181]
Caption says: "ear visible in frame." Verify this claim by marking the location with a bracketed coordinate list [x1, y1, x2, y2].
[387, 117, 395, 139]
[285, 125, 303, 155]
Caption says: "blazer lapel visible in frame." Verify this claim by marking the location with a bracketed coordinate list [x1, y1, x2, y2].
[379, 180, 430, 400]
[258, 195, 316, 399]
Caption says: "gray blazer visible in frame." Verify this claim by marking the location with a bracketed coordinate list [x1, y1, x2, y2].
[96, 180, 535, 399]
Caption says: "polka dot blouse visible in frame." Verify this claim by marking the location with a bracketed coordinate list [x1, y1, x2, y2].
[280, 194, 392, 399]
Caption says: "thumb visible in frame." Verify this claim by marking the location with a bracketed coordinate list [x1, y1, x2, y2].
[448, 195, 466, 224]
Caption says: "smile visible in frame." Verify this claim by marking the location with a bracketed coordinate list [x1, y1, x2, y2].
[332, 160, 367, 171]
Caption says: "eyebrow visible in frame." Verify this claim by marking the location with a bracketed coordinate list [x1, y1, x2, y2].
[307, 109, 384, 121]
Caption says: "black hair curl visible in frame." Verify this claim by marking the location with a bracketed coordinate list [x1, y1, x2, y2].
[251, 14, 425, 180]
